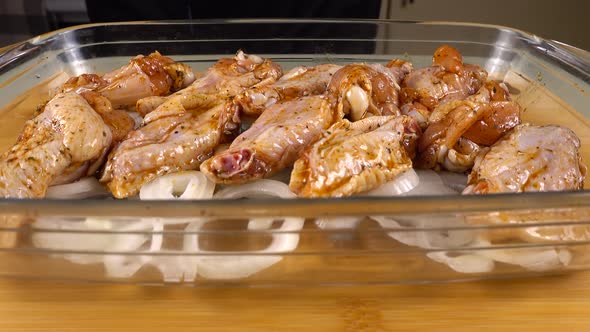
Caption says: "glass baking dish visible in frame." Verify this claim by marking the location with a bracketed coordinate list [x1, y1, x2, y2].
[0, 19, 589, 286]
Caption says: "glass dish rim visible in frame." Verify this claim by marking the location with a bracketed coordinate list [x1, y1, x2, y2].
[2, 18, 588, 55]
[0, 18, 589, 218]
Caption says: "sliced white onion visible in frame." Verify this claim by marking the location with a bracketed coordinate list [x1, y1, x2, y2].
[473, 238, 572, 272]
[213, 179, 296, 199]
[45, 177, 110, 199]
[197, 255, 283, 280]
[127, 111, 144, 129]
[438, 171, 468, 193]
[247, 217, 276, 230]
[188, 215, 304, 280]
[103, 254, 151, 279]
[371, 216, 431, 248]
[315, 216, 363, 230]
[32, 217, 150, 265]
[369, 170, 474, 248]
[35, 171, 218, 281]
[185, 179, 305, 280]
[316, 170, 420, 230]
[402, 169, 457, 196]
[364, 169, 420, 196]
[107, 171, 215, 281]
[99, 179, 304, 281]
[427, 237, 571, 274]
[372, 213, 478, 254]
[481, 248, 571, 272]
[427, 251, 495, 273]
[367, 170, 570, 274]
[139, 171, 215, 200]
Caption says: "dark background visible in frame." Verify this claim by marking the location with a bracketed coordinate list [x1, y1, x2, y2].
[0, 0, 588, 50]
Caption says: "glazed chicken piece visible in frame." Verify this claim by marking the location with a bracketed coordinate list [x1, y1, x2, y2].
[400, 45, 487, 128]
[0, 93, 113, 198]
[80, 91, 136, 142]
[61, 51, 196, 109]
[102, 52, 282, 198]
[463, 124, 587, 244]
[416, 81, 521, 172]
[200, 95, 335, 184]
[102, 102, 239, 198]
[463, 124, 586, 194]
[235, 64, 341, 115]
[137, 50, 282, 116]
[327, 61, 412, 121]
[290, 115, 421, 197]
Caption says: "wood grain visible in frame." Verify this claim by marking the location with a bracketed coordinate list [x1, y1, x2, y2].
[1, 272, 590, 331]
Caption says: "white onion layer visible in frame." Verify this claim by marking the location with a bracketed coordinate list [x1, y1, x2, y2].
[370, 170, 473, 249]
[427, 251, 495, 273]
[32, 217, 150, 266]
[193, 179, 305, 280]
[37, 163, 560, 278]
[45, 177, 110, 199]
[139, 171, 215, 200]
[426, 237, 572, 274]
[127, 111, 144, 129]
[316, 169, 421, 230]
[365, 169, 420, 197]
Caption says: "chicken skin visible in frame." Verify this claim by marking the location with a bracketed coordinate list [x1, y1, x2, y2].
[61, 51, 196, 109]
[200, 95, 335, 184]
[290, 115, 421, 197]
[0, 93, 113, 198]
[400, 45, 487, 128]
[327, 61, 412, 121]
[416, 81, 521, 172]
[463, 124, 586, 194]
[235, 64, 340, 116]
[102, 51, 282, 198]
[137, 50, 282, 117]
[463, 124, 587, 245]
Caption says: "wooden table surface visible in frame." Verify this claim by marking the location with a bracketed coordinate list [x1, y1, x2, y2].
[1, 272, 589, 331]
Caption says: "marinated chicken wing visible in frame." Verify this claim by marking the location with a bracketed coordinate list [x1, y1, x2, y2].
[463, 124, 587, 245]
[401, 45, 487, 128]
[235, 64, 340, 115]
[0, 93, 112, 198]
[290, 115, 421, 197]
[463, 124, 586, 194]
[327, 61, 412, 121]
[61, 52, 195, 109]
[102, 52, 281, 198]
[80, 91, 135, 142]
[200, 95, 335, 184]
[137, 50, 282, 116]
[101, 102, 239, 198]
[416, 81, 521, 172]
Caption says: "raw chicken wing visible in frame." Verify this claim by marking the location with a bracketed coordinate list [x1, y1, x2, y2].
[401, 45, 487, 128]
[200, 95, 335, 184]
[463, 124, 586, 194]
[235, 64, 340, 115]
[0, 93, 112, 198]
[102, 51, 281, 198]
[463, 124, 587, 244]
[62, 51, 195, 109]
[137, 50, 282, 116]
[290, 115, 421, 197]
[327, 61, 412, 121]
[416, 81, 520, 172]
